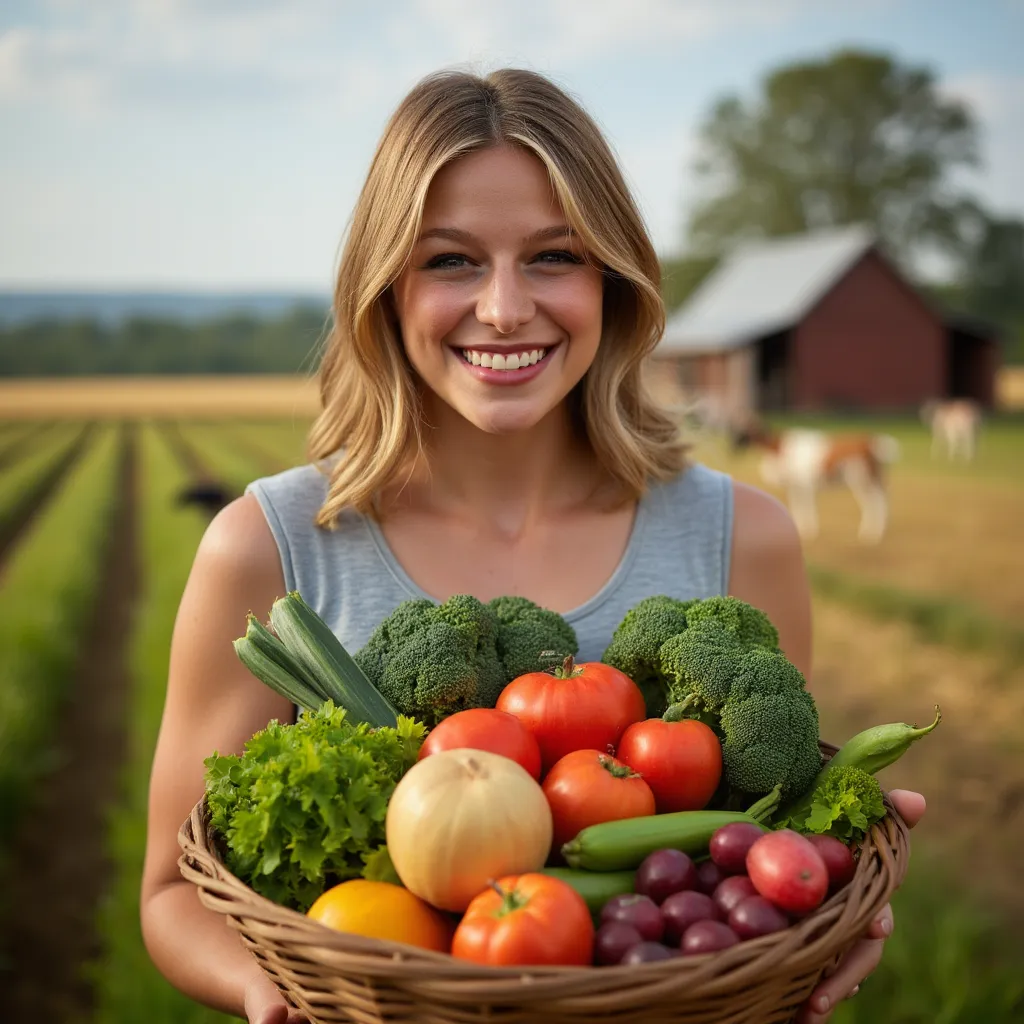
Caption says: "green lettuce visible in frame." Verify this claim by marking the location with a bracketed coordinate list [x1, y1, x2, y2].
[205, 702, 425, 911]
[792, 764, 886, 842]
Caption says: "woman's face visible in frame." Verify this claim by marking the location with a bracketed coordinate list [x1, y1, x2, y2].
[391, 145, 604, 436]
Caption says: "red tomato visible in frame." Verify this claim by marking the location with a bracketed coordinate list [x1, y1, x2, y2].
[417, 708, 542, 780]
[452, 873, 594, 967]
[746, 830, 829, 915]
[542, 749, 656, 854]
[496, 658, 646, 775]
[616, 718, 722, 813]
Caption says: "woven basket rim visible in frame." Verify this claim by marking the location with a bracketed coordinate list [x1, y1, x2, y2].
[178, 740, 910, 990]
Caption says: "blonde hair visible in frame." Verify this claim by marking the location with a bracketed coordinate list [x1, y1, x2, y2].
[308, 67, 687, 526]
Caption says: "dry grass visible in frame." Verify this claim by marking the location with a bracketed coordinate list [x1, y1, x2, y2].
[0, 376, 321, 419]
[812, 595, 1024, 914]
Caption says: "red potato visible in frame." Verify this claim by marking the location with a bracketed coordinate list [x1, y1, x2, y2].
[594, 922, 644, 965]
[709, 822, 766, 875]
[728, 895, 790, 940]
[806, 834, 857, 892]
[660, 890, 722, 946]
[680, 919, 740, 955]
[746, 830, 829, 915]
[634, 848, 697, 905]
[599, 894, 664, 943]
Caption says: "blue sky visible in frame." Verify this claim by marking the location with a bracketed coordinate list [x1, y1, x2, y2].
[1, 0, 1022, 290]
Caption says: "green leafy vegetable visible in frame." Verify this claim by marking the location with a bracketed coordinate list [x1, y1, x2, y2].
[204, 702, 426, 911]
[780, 765, 886, 842]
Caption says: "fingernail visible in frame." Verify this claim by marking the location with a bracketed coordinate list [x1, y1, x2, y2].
[881, 917, 892, 936]
[851, 985, 861, 997]
[815, 995, 830, 1013]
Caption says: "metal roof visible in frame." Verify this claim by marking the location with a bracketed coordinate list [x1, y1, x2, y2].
[658, 224, 876, 354]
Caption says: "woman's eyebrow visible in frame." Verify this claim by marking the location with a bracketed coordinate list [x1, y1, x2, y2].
[416, 225, 575, 244]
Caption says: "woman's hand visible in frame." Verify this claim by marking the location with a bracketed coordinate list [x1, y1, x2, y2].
[796, 789, 927, 1023]
[244, 969, 308, 1024]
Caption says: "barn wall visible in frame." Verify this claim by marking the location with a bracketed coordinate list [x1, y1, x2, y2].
[791, 251, 945, 411]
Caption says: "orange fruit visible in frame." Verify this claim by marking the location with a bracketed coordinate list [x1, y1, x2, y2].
[306, 879, 452, 952]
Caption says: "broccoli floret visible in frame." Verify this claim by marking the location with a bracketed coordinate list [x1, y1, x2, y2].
[487, 596, 578, 681]
[684, 596, 780, 651]
[718, 648, 821, 798]
[660, 620, 746, 714]
[602, 595, 696, 716]
[354, 595, 505, 726]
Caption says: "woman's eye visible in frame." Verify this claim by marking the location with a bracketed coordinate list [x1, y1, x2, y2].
[423, 253, 471, 270]
[535, 250, 585, 265]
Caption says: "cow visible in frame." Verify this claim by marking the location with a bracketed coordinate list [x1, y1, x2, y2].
[921, 399, 982, 462]
[732, 420, 900, 544]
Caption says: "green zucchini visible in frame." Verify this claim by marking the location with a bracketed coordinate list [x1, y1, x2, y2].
[561, 811, 766, 871]
[540, 867, 636, 913]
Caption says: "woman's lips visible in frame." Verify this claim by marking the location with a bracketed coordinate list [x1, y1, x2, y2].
[455, 344, 557, 386]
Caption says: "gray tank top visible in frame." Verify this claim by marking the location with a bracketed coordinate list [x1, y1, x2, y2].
[245, 462, 733, 663]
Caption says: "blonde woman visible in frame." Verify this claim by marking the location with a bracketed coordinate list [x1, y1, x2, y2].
[141, 68, 924, 1024]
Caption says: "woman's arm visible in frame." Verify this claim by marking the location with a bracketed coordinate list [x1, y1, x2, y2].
[140, 494, 297, 1019]
[727, 481, 813, 680]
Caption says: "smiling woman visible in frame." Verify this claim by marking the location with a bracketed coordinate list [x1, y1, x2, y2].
[140, 67, 924, 1024]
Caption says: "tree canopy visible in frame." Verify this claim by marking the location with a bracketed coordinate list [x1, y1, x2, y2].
[686, 49, 982, 268]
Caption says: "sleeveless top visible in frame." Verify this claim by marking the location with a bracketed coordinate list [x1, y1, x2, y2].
[244, 462, 734, 663]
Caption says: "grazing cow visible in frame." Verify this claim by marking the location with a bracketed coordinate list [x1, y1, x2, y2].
[921, 399, 981, 461]
[732, 421, 900, 544]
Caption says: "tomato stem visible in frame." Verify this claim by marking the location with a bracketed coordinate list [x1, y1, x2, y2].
[488, 879, 527, 917]
[552, 654, 584, 679]
[598, 754, 642, 779]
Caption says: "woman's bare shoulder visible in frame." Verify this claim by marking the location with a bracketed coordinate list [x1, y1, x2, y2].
[192, 492, 284, 593]
[731, 480, 802, 562]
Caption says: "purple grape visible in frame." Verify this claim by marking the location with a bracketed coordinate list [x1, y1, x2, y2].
[709, 823, 766, 875]
[620, 941, 675, 964]
[680, 919, 741, 955]
[695, 859, 728, 895]
[600, 894, 664, 942]
[728, 895, 790, 940]
[660, 889, 723, 946]
[712, 874, 758, 916]
[635, 848, 698, 905]
[594, 922, 644, 966]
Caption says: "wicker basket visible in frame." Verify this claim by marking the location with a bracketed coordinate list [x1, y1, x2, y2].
[178, 743, 910, 1024]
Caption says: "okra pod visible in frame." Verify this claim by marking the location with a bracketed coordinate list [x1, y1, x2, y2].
[826, 705, 941, 777]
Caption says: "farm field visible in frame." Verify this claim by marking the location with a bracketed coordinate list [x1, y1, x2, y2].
[0, 389, 1021, 1022]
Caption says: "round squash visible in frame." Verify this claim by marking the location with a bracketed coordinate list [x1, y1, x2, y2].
[306, 879, 452, 952]
[386, 748, 553, 912]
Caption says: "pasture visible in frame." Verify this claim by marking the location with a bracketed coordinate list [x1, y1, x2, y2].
[0, 377, 1021, 1023]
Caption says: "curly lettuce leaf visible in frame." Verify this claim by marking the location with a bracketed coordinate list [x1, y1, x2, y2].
[205, 703, 425, 911]
[798, 766, 886, 842]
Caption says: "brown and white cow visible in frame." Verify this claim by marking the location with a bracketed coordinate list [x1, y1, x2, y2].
[921, 399, 982, 462]
[732, 420, 900, 544]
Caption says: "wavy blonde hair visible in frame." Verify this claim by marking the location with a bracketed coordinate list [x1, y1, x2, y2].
[308, 67, 687, 526]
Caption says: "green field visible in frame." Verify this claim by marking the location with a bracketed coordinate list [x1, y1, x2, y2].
[0, 406, 1021, 1023]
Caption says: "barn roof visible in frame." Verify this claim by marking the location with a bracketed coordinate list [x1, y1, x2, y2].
[658, 224, 876, 354]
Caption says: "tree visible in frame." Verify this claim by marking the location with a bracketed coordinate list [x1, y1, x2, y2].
[686, 49, 982, 268]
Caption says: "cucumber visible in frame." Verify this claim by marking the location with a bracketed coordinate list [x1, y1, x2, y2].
[540, 867, 636, 913]
[561, 811, 766, 871]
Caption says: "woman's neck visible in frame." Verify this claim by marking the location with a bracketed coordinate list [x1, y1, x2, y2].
[382, 397, 614, 540]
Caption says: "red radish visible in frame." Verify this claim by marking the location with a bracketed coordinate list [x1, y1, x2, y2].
[712, 874, 758, 915]
[680, 919, 740, 955]
[710, 822, 766, 875]
[660, 890, 722, 945]
[746, 830, 829, 914]
[806, 835, 857, 892]
[695, 859, 728, 895]
[728, 895, 790, 940]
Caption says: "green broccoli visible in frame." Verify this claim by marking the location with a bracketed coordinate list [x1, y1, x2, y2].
[660, 619, 746, 714]
[601, 595, 695, 715]
[683, 596, 780, 651]
[488, 595, 578, 681]
[718, 650, 822, 799]
[354, 595, 505, 726]
[777, 765, 885, 842]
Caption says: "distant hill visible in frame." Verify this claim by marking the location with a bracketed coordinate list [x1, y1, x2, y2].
[0, 290, 330, 327]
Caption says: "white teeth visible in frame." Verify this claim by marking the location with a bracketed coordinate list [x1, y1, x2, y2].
[461, 347, 549, 370]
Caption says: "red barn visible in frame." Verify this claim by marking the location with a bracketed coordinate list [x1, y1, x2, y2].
[654, 226, 1000, 420]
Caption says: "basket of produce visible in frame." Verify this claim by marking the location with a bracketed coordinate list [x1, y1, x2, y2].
[179, 592, 940, 1024]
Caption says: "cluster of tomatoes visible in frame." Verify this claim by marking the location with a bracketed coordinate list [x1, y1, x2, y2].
[596, 826, 858, 966]
[421, 658, 724, 819]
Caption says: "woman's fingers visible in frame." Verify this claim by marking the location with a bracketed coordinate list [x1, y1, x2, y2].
[887, 789, 926, 828]
[867, 902, 894, 940]
[796, 936, 885, 1023]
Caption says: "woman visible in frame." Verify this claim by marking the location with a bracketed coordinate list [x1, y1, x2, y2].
[141, 68, 924, 1024]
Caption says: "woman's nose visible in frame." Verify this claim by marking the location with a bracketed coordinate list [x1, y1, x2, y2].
[476, 264, 535, 335]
